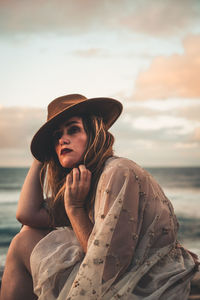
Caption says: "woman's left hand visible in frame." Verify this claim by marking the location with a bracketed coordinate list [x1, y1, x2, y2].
[64, 165, 91, 211]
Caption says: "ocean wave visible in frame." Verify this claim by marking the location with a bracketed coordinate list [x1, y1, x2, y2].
[0, 184, 22, 191]
[0, 227, 20, 235]
[147, 167, 200, 190]
[177, 216, 200, 240]
[0, 217, 199, 243]
[0, 167, 28, 192]
[0, 227, 20, 246]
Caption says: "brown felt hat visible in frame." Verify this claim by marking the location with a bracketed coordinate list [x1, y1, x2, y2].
[31, 94, 123, 162]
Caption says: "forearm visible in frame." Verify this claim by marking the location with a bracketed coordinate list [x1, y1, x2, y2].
[66, 207, 93, 253]
[16, 159, 48, 226]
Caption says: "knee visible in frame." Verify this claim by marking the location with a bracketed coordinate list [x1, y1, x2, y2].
[20, 225, 35, 232]
[6, 228, 45, 273]
[7, 230, 30, 258]
[8, 227, 38, 255]
[9, 231, 22, 252]
[7, 227, 49, 262]
[4, 232, 28, 273]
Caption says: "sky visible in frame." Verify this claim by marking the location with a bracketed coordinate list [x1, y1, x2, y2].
[0, 0, 200, 167]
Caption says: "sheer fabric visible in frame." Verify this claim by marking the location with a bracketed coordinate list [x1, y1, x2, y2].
[30, 157, 197, 299]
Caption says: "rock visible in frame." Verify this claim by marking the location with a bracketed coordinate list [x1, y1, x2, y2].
[189, 271, 200, 299]
[192, 272, 200, 288]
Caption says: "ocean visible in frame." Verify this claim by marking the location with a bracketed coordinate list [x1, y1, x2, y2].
[0, 166, 200, 274]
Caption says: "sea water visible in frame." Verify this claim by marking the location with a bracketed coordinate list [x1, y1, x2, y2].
[0, 168, 27, 273]
[0, 166, 200, 273]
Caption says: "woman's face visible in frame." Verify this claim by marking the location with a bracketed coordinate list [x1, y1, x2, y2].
[53, 116, 88, 168]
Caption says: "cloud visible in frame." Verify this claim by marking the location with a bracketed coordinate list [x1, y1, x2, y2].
[0, 0, 120, 35]
[177, 103, 200, 122]
[191, 127, 200, 142]
[73, 48, 107, 58]
[111, 100, 200, 144]
[0, 148, 32, 167]
[0, 0, 199, 37]
[110, 99, 200, 167]
[133, 35, 200, 100]
[120, 0, 200, 36]
[0, 103, 199, 166]
[175, 142, 199, 149]
[0, 107, 45, 149]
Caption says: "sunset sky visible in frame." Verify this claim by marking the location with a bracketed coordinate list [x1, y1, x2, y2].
[0, 0, 200, 167]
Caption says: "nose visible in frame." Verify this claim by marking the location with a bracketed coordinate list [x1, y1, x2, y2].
[59, 130, 70, 145]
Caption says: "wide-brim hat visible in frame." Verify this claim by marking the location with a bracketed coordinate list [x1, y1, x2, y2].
[31, 94, 123, 162]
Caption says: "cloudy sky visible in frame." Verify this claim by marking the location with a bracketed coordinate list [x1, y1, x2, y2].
[0, 0, 200, 167]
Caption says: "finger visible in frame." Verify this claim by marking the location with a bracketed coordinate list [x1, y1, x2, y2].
[79, 165, 88, 182]
[66, 172, 73, 185]
[87, 169, 91, 182]
[86, 170, 92, 187]
[72, 168, 80, 185]
[80, 165, 92, 184]
[83, 171, 91, 195]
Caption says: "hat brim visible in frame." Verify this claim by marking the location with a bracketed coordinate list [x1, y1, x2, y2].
[31, 97, 122, 162]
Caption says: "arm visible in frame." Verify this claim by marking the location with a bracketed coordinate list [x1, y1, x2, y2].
[16, 159, 50, 228]
[64, 165, 93, 253]
[87, 161, 140, 281]
[65, 160, 140, 298]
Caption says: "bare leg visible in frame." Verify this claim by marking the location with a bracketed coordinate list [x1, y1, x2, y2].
[0, 226, 50, 300]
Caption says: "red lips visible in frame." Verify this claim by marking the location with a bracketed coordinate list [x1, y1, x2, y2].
[60, 148, 73, 155]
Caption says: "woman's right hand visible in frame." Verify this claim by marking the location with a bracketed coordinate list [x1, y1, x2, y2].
[64, 165, 93, 252]
[64, 165, 91, 212]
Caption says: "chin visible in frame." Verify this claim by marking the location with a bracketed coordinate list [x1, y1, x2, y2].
[60, 159, 79, 169]
[61, 162, 75, 169]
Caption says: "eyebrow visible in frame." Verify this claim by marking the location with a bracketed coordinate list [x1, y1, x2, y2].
[64, 120, 80, 127]
[55, 120, 81, 131]
[54, 120, 81, 134]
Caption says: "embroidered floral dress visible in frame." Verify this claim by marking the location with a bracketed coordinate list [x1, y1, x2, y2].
[30, 157, 197, 299]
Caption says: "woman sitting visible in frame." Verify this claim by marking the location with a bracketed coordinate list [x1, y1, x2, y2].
[1, 94, 198, 300]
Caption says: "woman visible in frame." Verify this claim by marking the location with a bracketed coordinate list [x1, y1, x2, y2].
[0, 94, 198, 300]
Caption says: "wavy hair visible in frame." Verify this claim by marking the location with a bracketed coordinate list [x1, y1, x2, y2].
[40, 115, 114, 227]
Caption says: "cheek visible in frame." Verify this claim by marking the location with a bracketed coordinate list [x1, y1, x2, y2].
[78, 135, 88, 154]
[82, 135, 88, 150]
[55, 144, 59, 156]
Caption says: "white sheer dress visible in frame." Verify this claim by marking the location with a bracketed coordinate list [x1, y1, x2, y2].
[30, 157, 197, 299]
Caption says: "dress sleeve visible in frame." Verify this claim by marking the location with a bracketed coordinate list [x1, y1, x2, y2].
[90, 161, 140, 281]
[66, 159, 141, 299]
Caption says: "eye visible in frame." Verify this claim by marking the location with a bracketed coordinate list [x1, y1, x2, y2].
[67, 125, 80, 135]
[52, 130, 62, 142]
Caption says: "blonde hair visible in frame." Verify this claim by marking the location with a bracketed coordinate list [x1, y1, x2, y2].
[40, 115, 114, 227]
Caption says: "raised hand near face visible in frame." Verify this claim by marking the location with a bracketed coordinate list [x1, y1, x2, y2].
[64, 165, 91, 211]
